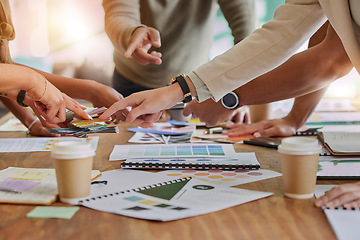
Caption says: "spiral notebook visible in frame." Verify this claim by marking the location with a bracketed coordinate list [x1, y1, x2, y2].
[317, 131, 360, 156]
[121, 152, 260, 170]
[79, 169, 272, 221]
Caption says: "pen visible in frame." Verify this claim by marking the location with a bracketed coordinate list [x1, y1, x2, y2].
[204, 127, 226, 134]
[0, 188, 22, 194]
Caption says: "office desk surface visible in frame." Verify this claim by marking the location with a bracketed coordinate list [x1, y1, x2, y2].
[0, 123, 353, 240]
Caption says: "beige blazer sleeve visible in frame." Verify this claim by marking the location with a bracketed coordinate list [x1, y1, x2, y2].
[320, 0, 360, 75]
[193, 0, 327, 102]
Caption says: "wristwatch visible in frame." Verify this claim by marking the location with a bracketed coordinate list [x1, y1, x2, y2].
[221, 92, 240, 110]
[170, 74, 192, 103]
[16, 90, 28, 107]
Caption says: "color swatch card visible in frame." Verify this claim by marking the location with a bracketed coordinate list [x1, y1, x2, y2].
[0, 136, 99, 153]
[79, 169, 273, 221]
[0, 167, 101, 205]
[315, 185, 360, 240]
[154, 169, 281, 186]
[109, 144, 237, 161]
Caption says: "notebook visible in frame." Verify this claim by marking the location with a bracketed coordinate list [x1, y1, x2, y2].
[121, 152, 260, 170]
[315, 185, 360, 240]
[0, 167, 101, 205]
[317, 131, 360, 156]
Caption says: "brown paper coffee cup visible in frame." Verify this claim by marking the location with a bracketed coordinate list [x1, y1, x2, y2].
[51, 141, 95, 204]
[278, 137, 321, 199]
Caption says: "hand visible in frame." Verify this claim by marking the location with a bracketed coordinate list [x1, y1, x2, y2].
[28, 119, 61, 137]
[228, 106, 250, 124]
[27, 80, 90, 123]
[125, 26, 162, 65]
[183, 99, 247, 127]
[223, 117, 298, 138]
[87, 81, 128, 123]
[100, 85, 182, 127]
[315, 182, 360, 209]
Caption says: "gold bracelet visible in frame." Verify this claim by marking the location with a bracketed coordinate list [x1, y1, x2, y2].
[36, 77, 48, 102]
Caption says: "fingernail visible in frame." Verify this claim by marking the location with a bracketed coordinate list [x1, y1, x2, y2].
[314, 200, 322, 207]
[325, 202, 334, 209]
[87, 114, 93, 120]
[254, 132, 261, 138]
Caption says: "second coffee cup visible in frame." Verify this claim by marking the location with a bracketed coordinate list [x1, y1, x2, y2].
[278, 137, 321, 199]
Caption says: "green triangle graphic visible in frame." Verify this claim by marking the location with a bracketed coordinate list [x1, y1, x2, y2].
[137, 178, 191, 200]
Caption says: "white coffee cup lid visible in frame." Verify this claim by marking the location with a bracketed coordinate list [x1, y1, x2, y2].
[277, 137, 321, 155]
[51, 141, 95, 159]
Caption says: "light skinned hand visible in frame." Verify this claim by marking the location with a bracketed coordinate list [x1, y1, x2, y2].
[100, 85, 182, 127]
[315, 182, 360, 209]
[27, 80, 90, 124]
[87, 81, 128, 123]
[183, 99, 248, 127]
[228, 106, 250, 124]
[223, 117, 298, 138]
[125, 26, 162, 65]
[23, 99, 66, 128]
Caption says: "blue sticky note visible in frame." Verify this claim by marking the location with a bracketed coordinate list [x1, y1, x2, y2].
[26, 207, 80, 219]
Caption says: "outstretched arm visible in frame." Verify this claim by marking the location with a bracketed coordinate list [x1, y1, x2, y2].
[101, 22, 351, 126]
[0, 64, 89, 123]
[0, 97, 60, 137]
[103, 0, 161, 65]
[233, 23, 352, 105]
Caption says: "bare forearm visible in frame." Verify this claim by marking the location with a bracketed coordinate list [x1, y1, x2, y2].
[13, 63, 95, 101]
[0, 64, 40, 92]
[285, 87, 328, 129]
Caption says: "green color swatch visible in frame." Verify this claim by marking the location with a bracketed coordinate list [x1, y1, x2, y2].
[137, 178, 191, 200]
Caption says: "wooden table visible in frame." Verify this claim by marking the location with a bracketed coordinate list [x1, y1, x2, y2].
[0, 122, 353, 240]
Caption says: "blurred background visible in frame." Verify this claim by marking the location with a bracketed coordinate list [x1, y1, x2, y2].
[4, 0, 360, 116]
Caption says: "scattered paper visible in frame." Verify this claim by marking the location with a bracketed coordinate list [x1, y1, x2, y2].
[0, 136, 99, 153]
[315, 185, 360, 240]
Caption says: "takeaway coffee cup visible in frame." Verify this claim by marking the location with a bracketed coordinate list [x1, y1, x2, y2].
[51, 141, 95, 204]
[278, 137, 321, 199]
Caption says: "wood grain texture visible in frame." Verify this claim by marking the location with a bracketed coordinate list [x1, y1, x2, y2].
[0, 123, 351, 240]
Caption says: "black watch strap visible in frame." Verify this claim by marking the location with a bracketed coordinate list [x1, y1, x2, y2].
[17, 90, 28, 107]
[170, 74, 192, 103]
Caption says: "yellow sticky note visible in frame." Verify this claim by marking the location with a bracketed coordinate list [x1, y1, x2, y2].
[10, 170, 52, 181]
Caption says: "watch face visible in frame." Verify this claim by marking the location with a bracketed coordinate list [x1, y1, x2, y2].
[222, 92, 238, 109]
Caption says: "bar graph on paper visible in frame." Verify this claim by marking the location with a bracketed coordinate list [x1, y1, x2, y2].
[109, 144, 238, 161]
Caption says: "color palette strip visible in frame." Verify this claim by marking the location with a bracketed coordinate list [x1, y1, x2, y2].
[128, 145, 225, 157]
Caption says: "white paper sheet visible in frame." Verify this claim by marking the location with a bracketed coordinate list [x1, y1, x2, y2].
[315, 185, 360, 240]
[0, 117, 27, 131]
[0, 136, 99, 152]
